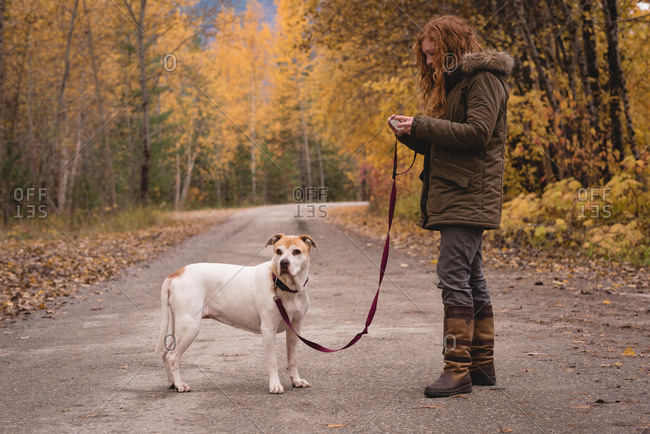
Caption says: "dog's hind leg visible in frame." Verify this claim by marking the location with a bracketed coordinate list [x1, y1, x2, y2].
[165, 311, 201, 392]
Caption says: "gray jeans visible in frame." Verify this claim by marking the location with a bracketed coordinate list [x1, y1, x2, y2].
[436, 225, 491, 307]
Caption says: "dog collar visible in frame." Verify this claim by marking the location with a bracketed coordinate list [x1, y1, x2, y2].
[272, 273, 308, 294]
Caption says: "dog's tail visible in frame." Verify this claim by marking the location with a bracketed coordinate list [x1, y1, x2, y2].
[155, 277, 173, 356]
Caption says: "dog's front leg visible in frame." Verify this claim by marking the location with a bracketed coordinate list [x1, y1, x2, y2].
[261, 325, 283, 394]
[286, 316, 311, 389]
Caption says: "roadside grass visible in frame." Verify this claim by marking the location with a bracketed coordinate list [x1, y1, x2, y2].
[0, 207, 234, 322]
[2, 206, 169, 241]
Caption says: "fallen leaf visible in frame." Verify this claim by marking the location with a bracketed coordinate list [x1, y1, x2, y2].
[326, 424, 347, 428]
[602, 300, 611, 305]
[527, 352, 550, 357]
[621, 348, 636, 356]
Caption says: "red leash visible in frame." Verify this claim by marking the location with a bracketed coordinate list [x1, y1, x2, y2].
[274, 140, 416, 352]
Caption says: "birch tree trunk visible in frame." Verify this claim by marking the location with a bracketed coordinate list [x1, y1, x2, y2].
[179, 147, 196, 209]
[83, 0, 117, 210]
[250, 78, 257, 204]
[299, 89, 312, 189]
[124, 0, 151, 205]
[174, 149, 181, 210]
[316, 141, 325, 193]
[0, 0, 5, 140]
[55, 0, 80, 213]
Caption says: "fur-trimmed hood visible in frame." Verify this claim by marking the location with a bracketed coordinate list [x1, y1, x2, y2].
[444, 49, 513, 90]
[445, 49, 514, 84]
[460, 49, 514, 76]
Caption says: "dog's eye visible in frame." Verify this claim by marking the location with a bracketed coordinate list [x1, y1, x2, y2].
[276, 249, 282, 255]
[292, 250, 301, 256]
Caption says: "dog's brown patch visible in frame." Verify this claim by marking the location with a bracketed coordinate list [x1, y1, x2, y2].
[168, 267, 185, 279]
[273, 235, 317, 252]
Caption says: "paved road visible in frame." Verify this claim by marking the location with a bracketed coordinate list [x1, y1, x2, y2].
[1, 204, 647, 433]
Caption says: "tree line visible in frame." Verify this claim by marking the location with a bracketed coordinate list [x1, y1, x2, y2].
[1, 0, 647, 225]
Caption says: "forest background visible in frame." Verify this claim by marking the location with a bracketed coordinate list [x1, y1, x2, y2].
[1, 0, 648, 265]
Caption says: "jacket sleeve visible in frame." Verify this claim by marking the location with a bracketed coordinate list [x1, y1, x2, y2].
[396, 133, 428, 155]
[410, 72, 505, 152]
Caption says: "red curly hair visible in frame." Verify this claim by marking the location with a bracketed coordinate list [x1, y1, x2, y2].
[412, 16, 481, 118]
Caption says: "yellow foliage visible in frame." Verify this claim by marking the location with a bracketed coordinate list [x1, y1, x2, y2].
[493, 169, 649, 264]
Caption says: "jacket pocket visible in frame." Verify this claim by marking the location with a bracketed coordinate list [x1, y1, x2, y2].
[431, 158, 473, 188]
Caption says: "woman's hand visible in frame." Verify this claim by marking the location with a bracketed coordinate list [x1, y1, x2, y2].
[387, 115, 414, 136]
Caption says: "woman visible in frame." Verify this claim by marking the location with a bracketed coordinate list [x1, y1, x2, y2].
[388, 15, 513, 398]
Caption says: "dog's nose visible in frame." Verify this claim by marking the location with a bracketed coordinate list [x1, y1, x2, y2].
[280, 258, 289, 268]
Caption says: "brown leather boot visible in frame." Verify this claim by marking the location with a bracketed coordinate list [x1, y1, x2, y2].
[424, 305, 474, 398]
[469, 304, 497, 386]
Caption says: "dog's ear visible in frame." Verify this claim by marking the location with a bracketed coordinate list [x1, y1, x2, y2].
[300, 235, 318, 250]
[266, 233, 285, 247]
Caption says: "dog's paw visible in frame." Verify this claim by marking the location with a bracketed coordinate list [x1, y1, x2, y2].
[291, 378, 311, 388]
[269, 383, 284, 394]
[175, 382, 192, 393]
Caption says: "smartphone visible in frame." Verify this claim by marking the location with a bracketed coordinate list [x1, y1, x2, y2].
[389, 119, 404, 131]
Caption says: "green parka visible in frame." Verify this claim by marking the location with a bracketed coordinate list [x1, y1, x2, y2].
[398, 49, 514, 230]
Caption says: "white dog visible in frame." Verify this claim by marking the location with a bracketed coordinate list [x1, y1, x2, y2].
[155, 233, 317, 394]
